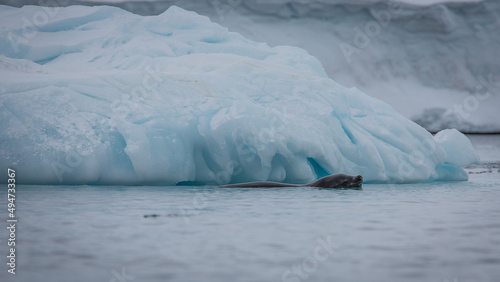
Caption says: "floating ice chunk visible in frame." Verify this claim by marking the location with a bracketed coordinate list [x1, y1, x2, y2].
[0, 5, 479, 185]
[434, 129, 480, 167]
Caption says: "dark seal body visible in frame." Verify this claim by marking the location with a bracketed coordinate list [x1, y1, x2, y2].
[219, 174, 363, 189]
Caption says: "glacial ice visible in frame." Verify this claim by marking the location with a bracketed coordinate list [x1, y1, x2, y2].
[0, 5, 479, 185]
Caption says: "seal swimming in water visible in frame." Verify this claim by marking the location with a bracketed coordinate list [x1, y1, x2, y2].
[219, 174, 363, 189]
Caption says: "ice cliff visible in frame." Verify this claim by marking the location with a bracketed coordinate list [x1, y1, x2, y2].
[0, 5, 479, 185]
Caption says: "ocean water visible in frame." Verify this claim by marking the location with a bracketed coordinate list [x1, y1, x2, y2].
[2, 136, 500, 282]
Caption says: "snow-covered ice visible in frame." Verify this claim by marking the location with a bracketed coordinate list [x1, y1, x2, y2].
[0, 5, 480, 185]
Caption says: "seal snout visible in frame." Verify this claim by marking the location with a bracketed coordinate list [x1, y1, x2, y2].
[354, 175, 363, 187]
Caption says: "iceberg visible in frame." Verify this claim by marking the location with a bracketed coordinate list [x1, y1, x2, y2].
[0, 5, 479, 185]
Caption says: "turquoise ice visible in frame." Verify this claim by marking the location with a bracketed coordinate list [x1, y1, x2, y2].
[0, 5, 479, 185]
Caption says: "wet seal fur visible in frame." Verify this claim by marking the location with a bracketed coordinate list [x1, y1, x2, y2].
[219, 174, 363, 189]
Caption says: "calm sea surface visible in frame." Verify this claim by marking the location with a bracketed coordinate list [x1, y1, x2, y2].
[2, 135, 500, 282]
[2, 174, 500, 282]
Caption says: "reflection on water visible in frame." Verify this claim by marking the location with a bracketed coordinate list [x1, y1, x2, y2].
[2, 177, 500, 282]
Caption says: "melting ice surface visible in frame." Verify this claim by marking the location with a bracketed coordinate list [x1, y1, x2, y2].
[0, 5, 479, 185]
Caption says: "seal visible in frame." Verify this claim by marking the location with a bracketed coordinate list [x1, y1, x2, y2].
[219, 174, 363, 189]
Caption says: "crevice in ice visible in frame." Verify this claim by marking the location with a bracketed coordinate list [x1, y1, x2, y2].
[307, 157, 330, 179]
[352, 118, 414, 156]
[201, 146, 222, 176]
[35, 55, 61, 65]
[132, 116, 155, 125]
[111, 130, 136, 179]
[176, 180, 206, 186]
[73, 90, 112, 103]
[340, 120, 357, 145]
